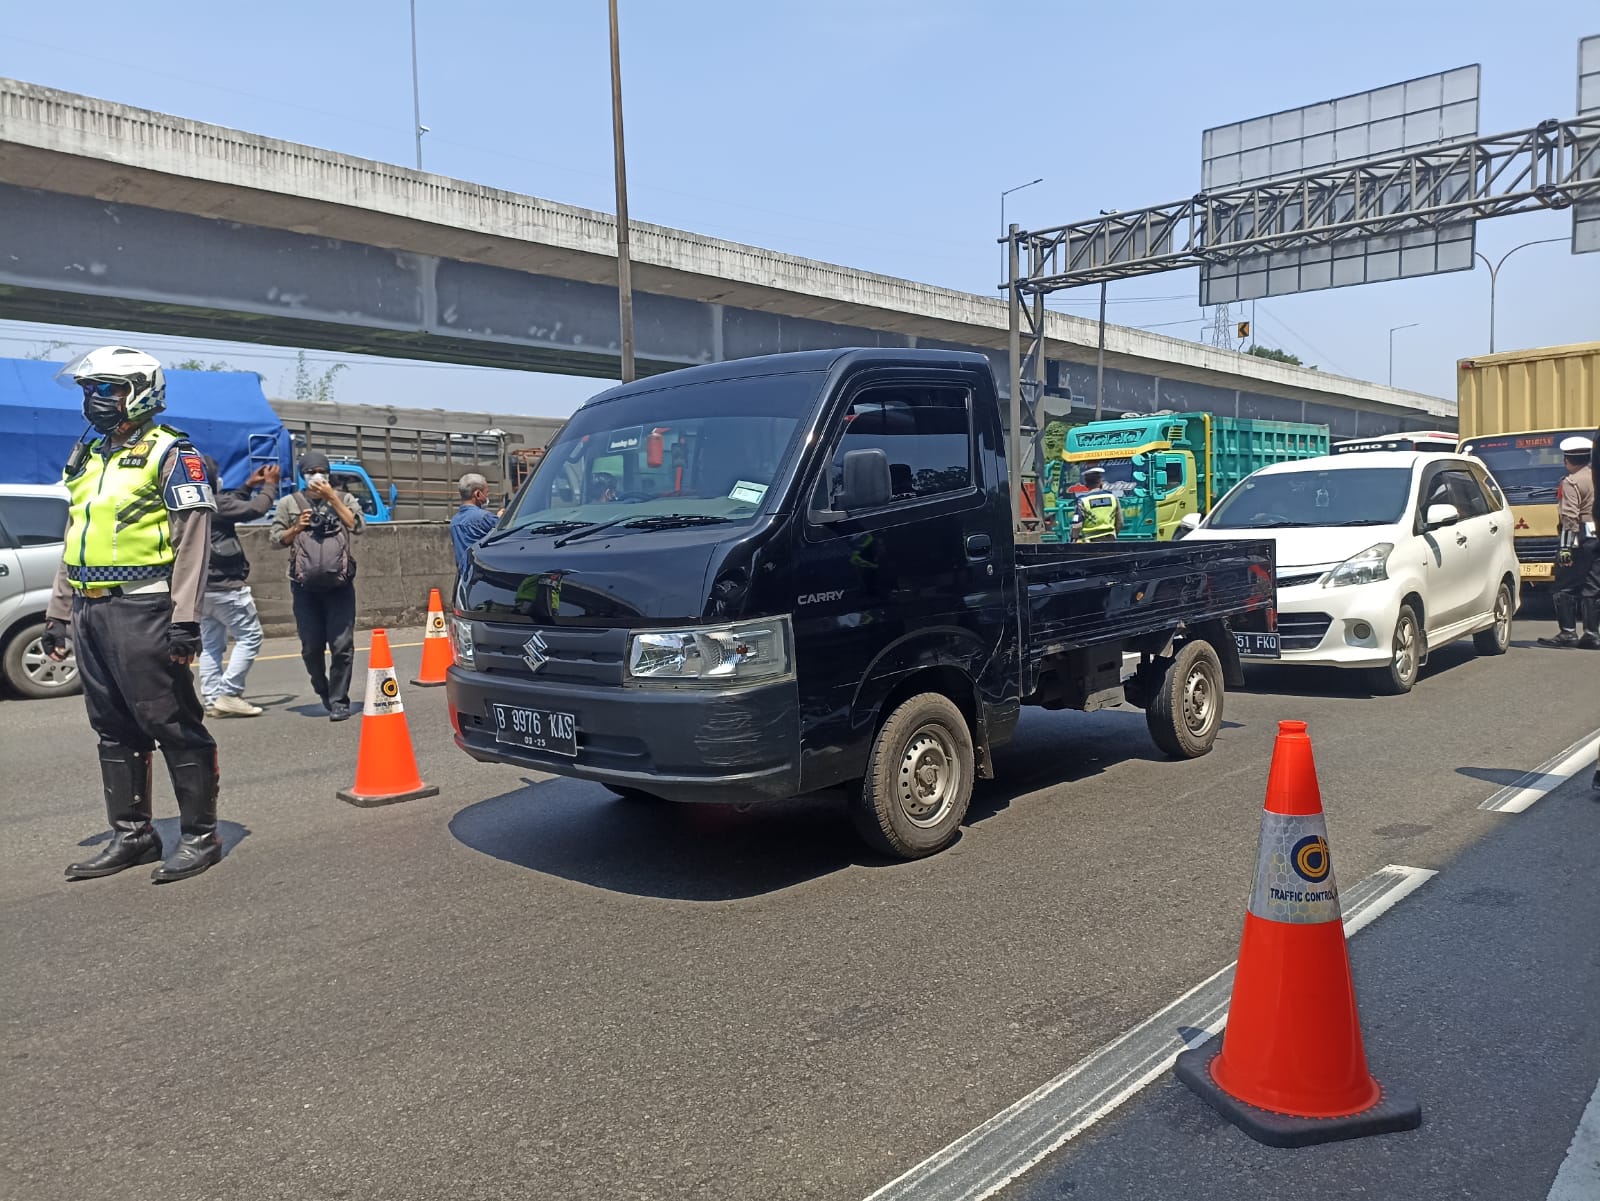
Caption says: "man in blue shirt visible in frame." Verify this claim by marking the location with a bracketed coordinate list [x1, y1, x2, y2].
[450, 473, 501, 575]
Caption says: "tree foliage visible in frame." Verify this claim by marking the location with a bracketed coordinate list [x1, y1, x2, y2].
[1245, 344, 1315, 370]
[292, 351, 348, 403]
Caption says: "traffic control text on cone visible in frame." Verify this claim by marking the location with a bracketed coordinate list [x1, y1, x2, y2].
[411, 587, 454, 687]
[337, 628, 441, 808]
[1174, 720, 1420, 1146]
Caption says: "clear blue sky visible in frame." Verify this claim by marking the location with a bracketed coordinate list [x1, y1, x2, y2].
[2, 0, 1595, 416]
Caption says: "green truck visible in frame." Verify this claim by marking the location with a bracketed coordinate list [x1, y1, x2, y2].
[1043, 413, 1329, 541]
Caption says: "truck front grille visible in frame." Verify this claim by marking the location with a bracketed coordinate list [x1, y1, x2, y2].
[1516, 536, 1560, 564]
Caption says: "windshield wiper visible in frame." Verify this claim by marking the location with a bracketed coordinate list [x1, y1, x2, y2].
[517, 519, 590, 536]
[1329, 518, 1388, 526]
[623, 514, 735, 531]
[552, 515, 637, 547]
[1520, 487, 1560, 500]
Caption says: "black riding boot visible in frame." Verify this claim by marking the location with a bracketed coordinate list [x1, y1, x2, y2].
[1539, 594, 1581, 648]
[1578, 600, 1600, 650]
[66, 747, 161, 879]
[151, 748, 221, 883]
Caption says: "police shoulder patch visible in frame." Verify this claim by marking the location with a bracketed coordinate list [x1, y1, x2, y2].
[161, 442, 217, 512]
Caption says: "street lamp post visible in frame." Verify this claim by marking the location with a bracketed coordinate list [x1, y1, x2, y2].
[409, 0, 425, 169]
[999, 178, 1043, 284]
[608, 0, 635, 383]
[1475, 238, 1565, 353]
[1388, 323, 1419, 386]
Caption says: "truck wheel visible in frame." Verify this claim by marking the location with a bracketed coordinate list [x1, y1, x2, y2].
[3, 622, 82, 700]
[1367, 605, 1421, 695]
[1472, 582, 1513, 656]
[852, 692, 974, 859]
[1145, 640, 1223, 759]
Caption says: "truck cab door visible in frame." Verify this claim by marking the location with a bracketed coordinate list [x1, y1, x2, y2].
[789, 374, 1005, 791]
[1153, 452, 1196, 540]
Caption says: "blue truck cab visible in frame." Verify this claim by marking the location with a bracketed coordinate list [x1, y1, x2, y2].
[446, 349, 1277, 859]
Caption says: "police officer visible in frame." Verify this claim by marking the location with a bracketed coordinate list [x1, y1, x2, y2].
[1075, 466, 1123, 543]
[41, 347, 223, 883]
[1536, 435, 1597, 650]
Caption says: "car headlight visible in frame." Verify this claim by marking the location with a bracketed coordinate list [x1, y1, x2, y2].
[1324, 543, 1393, 588]
[627, 616, 794, 686]
[450, 616, 476, 668]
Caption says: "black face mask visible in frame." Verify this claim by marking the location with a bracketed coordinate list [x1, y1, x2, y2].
[82, 393, 128, 435]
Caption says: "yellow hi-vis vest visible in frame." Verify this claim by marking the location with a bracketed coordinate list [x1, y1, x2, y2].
[61, 424, 203, 588]
[1077, 488, 1120, 541]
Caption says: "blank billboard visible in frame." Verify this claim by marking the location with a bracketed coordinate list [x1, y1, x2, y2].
[1575, 35, 1600, 254]
[1200, 67, 1480, 301]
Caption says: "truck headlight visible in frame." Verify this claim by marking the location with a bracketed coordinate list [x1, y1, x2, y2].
[627, 616, 794, 686]
[1324, 543, 1393, 588]
[450, 616, 477, 668]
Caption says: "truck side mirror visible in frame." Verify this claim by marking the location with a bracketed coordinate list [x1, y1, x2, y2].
[387, 483, 399, 510]
[837, 448, 892, 511]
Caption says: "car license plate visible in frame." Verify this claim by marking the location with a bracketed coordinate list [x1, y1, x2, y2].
[490, 703, 577, 757]
[1235, 631, 1280, 658]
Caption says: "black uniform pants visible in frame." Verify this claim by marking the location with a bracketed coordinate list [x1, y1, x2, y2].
[73, 592, 215, 755]
[1553, 539, 1600, 605]
[291, 582, 357, 704]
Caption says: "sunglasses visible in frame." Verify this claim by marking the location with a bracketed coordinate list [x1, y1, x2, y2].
[80, 380, 129, 399]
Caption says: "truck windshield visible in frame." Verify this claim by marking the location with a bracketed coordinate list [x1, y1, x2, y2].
[504, 373, 819, 533]
[1207, 467, 1413, 529]
[1057, 460, 1137, 497]
[1460, 431, 1587, 498]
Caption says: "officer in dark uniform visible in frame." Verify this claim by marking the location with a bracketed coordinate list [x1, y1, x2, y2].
[41, 346, 222, 883]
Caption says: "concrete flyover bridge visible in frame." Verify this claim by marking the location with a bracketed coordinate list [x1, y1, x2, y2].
[0, 78, 1454, 438]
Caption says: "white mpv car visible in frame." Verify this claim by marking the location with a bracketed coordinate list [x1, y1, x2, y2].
[1184, 452, 1520, 694]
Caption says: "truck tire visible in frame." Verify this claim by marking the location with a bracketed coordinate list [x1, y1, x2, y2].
[3, 621, 82, 700]
[852, 692, 974, 859]
[1472, 581, 1513, 656]
[1145, 640, 1223, 759]
[1367, 604, 1421, 695]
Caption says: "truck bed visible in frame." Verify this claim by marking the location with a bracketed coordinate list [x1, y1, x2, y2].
[1016, 539, 1275, 663]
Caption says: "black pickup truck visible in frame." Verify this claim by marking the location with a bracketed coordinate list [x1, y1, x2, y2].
[447, 349, 1276, 858]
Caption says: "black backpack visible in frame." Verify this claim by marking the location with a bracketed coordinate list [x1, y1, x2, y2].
[286, 492, 356, 590]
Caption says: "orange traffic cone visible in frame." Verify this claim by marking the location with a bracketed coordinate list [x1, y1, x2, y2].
[337, 628, 441, 808]
[411, 588, 454, 687]
[1174, 720, 1420, 1146]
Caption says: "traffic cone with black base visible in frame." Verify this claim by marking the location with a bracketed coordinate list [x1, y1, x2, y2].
[1174, 720, 1421, 1147]
[411, 588, 454, 686]
[338, 628, 440, 808]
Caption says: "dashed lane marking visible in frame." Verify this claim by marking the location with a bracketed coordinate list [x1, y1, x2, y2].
[1478, 730, 1600, 814]
[860, 864, 1436, 1201]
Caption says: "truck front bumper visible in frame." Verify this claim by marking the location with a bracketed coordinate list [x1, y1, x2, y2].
[447, 668, 802, 803]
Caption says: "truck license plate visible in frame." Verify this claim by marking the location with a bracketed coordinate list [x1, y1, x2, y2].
[1235, 631, 1281, 658]
[1520, 562, 1554, 581]
[490, 703, 577, 757]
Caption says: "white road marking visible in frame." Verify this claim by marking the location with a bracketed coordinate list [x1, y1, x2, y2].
[1547, 1076, 1600, 1201]
[1478, 731, 1600, 813]
[861, 864, 1436, 1201]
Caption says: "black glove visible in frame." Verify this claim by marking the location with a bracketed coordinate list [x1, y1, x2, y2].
[1558, 547, 1575, 569]
[40, 618, 71, 661]
[167, 622, 202, 663]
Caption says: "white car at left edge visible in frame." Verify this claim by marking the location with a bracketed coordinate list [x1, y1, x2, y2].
[1182, 451, 1520, 695]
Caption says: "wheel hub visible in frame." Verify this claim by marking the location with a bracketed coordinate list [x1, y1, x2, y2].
[897, 729, 957, 827]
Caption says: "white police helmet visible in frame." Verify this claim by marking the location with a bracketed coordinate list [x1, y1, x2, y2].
[57, 346, 168, 425]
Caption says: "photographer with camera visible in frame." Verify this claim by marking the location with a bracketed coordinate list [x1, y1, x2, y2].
[271, 451, 364, 721]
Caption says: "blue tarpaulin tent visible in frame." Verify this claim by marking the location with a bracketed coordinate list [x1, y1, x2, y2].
[0, 358, 291, 489]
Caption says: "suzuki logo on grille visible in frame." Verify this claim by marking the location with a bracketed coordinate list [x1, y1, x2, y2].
[522, 632, 551, 673]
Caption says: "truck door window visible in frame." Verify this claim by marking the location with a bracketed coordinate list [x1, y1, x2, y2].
[1161, 459, 1185, 494]
[819, 385, 973, 509]
[336, 474, 380, 516]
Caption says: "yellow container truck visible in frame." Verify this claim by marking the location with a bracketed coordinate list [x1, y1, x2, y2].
[1458, 342, 1600, 586]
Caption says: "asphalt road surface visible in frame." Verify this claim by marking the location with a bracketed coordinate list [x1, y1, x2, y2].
[2, 616, 1596, 1201]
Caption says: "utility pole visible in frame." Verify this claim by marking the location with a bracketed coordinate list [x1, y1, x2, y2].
[409, 0, 425, 169]
[999, 179, 1044, 285]
[608, 0, 635, 383]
